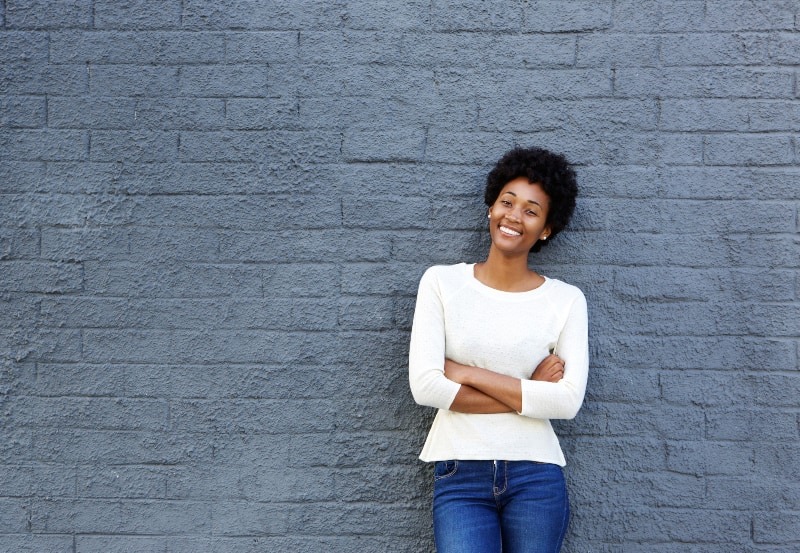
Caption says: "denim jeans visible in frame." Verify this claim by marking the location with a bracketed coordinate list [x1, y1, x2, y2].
[433, 460, 569, 553]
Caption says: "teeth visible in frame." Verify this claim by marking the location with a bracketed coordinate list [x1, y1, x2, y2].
[499, 226, 521, 236]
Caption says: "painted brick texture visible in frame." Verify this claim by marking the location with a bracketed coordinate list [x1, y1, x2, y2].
[1, 1, 799, 552]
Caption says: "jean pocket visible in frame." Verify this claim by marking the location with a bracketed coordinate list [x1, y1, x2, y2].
[433, 460, 458, 481]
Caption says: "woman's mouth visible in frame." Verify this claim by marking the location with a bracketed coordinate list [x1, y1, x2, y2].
[499, 225, 521, 237]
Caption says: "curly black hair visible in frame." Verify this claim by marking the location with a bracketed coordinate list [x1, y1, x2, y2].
[484, 146, 578, 252]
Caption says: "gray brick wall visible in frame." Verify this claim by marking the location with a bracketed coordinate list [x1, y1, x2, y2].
[1, 1, 798, 551]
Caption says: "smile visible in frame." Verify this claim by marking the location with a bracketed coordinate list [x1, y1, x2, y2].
[499, 226, 521, 237]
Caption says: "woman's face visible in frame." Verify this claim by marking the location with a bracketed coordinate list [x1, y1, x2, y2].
[487, 177, 551, 256]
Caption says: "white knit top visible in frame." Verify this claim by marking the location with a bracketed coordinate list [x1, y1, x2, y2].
[408, 263, 589, 465]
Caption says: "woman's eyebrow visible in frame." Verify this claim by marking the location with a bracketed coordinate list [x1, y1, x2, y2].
[502, 190, 542, 207]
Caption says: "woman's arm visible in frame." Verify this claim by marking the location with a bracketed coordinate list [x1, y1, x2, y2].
[445, 355, 565, 414]
[408, 268, 462, 410]
[518, 292, 588, 419]
[445, 292, 589, 420]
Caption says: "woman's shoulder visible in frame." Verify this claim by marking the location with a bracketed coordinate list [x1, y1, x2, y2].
[422, 262, 470, 279]
[418, 263, 472, 291]
[544, 277, 586, 302]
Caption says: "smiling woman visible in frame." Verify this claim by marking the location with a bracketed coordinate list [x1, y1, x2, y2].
[408, 147, 586, 553]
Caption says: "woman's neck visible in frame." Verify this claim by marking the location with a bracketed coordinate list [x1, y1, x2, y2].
[474, 248, 543, 292]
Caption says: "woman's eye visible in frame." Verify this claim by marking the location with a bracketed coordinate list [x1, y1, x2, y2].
[501, 200, 511, 206]
[526, 210, 538, 216]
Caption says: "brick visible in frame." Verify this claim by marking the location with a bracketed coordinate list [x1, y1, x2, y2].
[30, 429, 215, 465]
[338, 296, 396, 330]
[0, 161, 46, 194]
[577, 33, 659, 67]
[0, 63, 88, 95]
[343, 0, 431, 30]
[754, 444, 800, 478]
[430, 0, 523, 31]
[0, 499, 30, 532]
[522, 0, 612, 32]
[653, 166, 800, 200]
[179, 130, 340, 162]
[179, 65, 270, 97]
[288, 63, 435, 99]
[0, 464, 76, 497]
[593, 335, 795, 371]
[618, 508, 751, 543]
[90, 131, 178, 162]
[170, 399, 335, 433]
[705, 134, 794, 166]
[83, 261, 262, 298]
[612, 0, 707, 32]
[76, 535, 168, 553]
[403, 32, 575, 68]
[615, 67, 794, 98]
[225, 31, 299, 63]
[78, 465, 168, 498]
[50, 31, 225, 64]
[41, 227, 130, 261]
[391, 231, 483, 264]
[5, 0, 92, 29]
[226, 97, 299, 130]
[705, 0, 797, 31]
[43, 161, 262, 195]
[181, 0, 348, 31]
[0, 227, 40, 258]
[170, 466, 336, 502]
[299, 31, 405, 66]
[89, 65, 180, 96]
[0, 535, 73, 553]
[707, 476, 800, 510]
[48, 96, 135, 130]
[754, 513, 800, 544]
[0, 261, 82, 293]
[30, 498, 211, 534]
[210, 502, 289, 536]
[34, 363, 127, 397]
[83, 329, 339, 364]
[301, 95, 477, 131]
[129, 195, 340, 230]
[94, 0, 182, 29]
[9, 396, 167, 431]
[662, 33, 772, 66]
[0, 31, 48, 63]
[0, 129, 87, 161]
[342, 195, 428, 228]
[435, 68, 613, 103]
[661, 99, 800, 132]
[725, 235, 800, 268]
[769, 32, 800, 64]
[0, 193, 133, 228]
[706, 408, 798, 441]
[479, 99, 658, 133]
[220, 230, 391, 262]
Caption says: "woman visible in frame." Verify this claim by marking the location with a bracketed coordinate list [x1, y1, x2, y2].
[408, 146, 588, 553]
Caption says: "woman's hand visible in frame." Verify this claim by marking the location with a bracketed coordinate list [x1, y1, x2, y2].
[531, 354, 565, 383]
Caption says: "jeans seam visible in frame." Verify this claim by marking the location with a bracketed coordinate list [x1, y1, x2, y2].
[434, 459, 459, 481]
[492, 460, 507, 496]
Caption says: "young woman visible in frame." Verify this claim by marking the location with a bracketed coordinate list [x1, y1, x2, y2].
[408, 146, 588, 553]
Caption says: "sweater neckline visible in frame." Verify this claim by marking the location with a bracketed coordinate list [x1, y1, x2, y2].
[464, 263, 551, 300]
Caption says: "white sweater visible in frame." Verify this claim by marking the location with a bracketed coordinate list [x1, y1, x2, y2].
[408, 263, 589, 465]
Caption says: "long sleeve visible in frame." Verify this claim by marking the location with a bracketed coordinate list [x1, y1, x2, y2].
[408, 268, 462, 410]
[519, 291, 589, 420]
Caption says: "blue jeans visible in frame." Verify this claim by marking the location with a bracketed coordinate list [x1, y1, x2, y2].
[433, 460, 569, 553]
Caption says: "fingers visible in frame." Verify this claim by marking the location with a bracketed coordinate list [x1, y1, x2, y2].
[541, 355, 565, 383]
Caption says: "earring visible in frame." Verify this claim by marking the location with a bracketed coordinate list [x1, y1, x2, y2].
[542, 235, 547, 240]
[487, 214, 491, 219]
